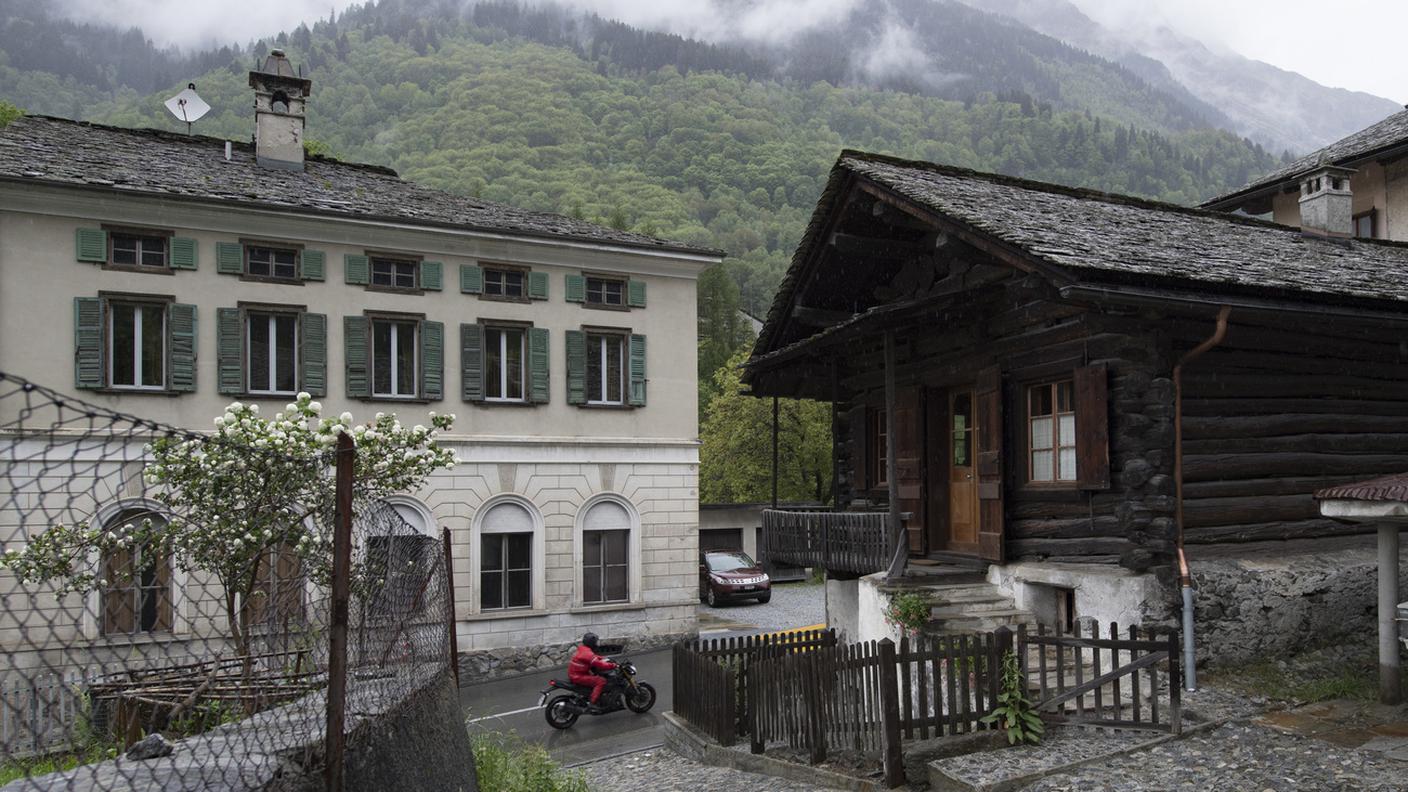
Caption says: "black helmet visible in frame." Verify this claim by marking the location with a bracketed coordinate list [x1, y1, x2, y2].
[582, 632, 599, 650]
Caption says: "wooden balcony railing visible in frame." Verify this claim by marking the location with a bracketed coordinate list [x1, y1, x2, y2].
[761, 510, 894, 576]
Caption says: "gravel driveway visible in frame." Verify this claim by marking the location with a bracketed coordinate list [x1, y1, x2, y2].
[697, 579, 826, 634]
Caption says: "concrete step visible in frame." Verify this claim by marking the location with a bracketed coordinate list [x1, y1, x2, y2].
[927, 609, 1037, 634]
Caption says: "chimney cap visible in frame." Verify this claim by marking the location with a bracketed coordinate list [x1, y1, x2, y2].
[249, 49, 311, 94]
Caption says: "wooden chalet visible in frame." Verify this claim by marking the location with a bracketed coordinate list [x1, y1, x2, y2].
[745, 150, 1408, 581]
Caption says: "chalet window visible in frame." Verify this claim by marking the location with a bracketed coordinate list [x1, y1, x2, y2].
[246, 311, 299, 395]
[100, 509, 172, 636]
[246, 245, 299, 280]
[485, 325, 526, 402]
[481, 532, 532, 610]
[109, 301, 167, 390]
[586, 332, 625, 405]
[1354, 210, 1376, 239]
[484, 267, 525, 299]
[371, 256, 419, 290]
[952, 392, 973, 467]
[111, 233, 168, 269]
[241, 544, 305, 628]
[372, 318, 419, 398]
[586, 277, 625, 307]
[1028, 380, 1077, 483]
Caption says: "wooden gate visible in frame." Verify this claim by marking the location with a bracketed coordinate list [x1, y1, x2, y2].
[1022, 623, 1181, 734]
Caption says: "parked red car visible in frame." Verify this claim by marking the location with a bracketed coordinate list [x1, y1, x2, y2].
[699, 550, 771, 606]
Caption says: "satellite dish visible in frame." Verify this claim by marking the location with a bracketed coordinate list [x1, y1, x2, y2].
[164, 83, 210, 134]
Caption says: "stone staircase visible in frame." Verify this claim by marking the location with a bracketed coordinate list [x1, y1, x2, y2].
[921, 581, 1038, 635]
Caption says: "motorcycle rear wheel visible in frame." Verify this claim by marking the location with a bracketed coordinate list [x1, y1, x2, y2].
[626, 682, 657, 714]
[545, 694, 580, 729]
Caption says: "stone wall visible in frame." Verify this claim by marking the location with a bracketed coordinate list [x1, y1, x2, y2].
[457, 629, 688, 681]
[1178, 536, 1408, 668]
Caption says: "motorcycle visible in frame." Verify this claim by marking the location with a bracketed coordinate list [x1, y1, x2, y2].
[538, 654, 657, 729]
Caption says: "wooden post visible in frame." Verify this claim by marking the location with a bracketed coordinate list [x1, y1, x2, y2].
[830, 357, 841, 511]
[442, 526, 460, 687]
[877, 638, 906, 788]
[1380, 523, 1402, 705]
[325, 432, 354, 792]
[883, 331, 905, 581]
[771, 396, 780, 509]
[1167, 630, 1182, 736]
[803, 652, 826, 764]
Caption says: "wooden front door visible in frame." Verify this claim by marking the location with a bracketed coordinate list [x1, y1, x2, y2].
[947, 388, 980, 552]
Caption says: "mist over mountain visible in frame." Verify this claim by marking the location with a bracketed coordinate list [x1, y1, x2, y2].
[967, 0, 1402, 153]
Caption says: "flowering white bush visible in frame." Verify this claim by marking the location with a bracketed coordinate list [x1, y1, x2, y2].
[1, 394, 456, 657]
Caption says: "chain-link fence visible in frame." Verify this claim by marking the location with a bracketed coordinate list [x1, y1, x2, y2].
[0, 372, 455, 791]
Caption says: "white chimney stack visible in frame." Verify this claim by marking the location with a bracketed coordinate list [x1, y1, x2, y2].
[248, 49, 312, 171]
[1297, 160, 1355, 238]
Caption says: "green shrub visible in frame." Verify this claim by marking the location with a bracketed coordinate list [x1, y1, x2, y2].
[980, 650, 1044, 745]
[884, 591, 931, 635]
[0, 101, 22, 129]
[471, 734, 590, 792]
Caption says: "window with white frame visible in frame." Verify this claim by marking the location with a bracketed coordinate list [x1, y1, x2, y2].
[108, 301, 166, 390]
[582, 500, 630, 604]
[585, 332, 625, 405]
[480, 501, 533, 611]
[485, 326, 526, 402]
[1028, 380, 1077, 482]
[372, 318, 418, 398]
[246, 311, 299, 395]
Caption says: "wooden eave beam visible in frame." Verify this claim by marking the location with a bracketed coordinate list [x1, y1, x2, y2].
[854, 177, 1078, 289]
[791, 305, 856, 326]
[828, 231, 938, 260]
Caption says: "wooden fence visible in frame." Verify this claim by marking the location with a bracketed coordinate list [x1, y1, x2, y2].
[671, 642, 737, 746]
[1, 672, 98, 758]
[678, 628, 836, 737]
[1023, 622, 1181, 735]
[761, 510, 892, 576]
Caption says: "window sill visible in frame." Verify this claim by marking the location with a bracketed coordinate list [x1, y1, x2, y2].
[466, 607, 543, 621]
[101, 264, 174, 276]
[579, 402, 636, 411]
[241, 391, 304, 401]
[569, 601, 642, 615]
[92, 631, 183, 647]
[96, 387, 181, 397]
[240, 274, 303, 286]
[581, 302, 631, 312]
[365, 395, 433, 404]
[365, 285, 425, 296]
[480, 399, 537, 407]
[478, 294, 531, 304]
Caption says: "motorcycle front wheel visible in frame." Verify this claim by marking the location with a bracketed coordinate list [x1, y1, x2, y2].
[545, 694, 580, 729]
[626, 682, 657, 713]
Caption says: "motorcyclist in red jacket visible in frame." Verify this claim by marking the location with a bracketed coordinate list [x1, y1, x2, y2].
[568, 632, 616, 709]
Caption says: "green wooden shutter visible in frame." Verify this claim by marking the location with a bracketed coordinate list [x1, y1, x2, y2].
[169, 238, 198, 270]
[627, 279, 647, 308]
[460, 264, 483, 294]
[75, 228, 107, 263]
[216, 242, 243, 275]
[528, 327, 550, 404]
[628, 334, 647, 406]
[301, 250, 326, 281]
[565, 330, 586, 405]
[216, 308, 244, 395]
[421, 261, 443, 291]
[460, 323, 484, 402]
[345, 254, 370, 285]
[300, 313, 328, 397]
[344, 316, 370, 398]
[167, 304, 197, 392]
[421, 320, 444, 400]
[73, 297, 104, 389]
[528, 271, 549, 301]
[565, 274, 586, 303]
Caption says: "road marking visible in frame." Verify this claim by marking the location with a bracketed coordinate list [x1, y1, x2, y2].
[465, 704, 542, 724]
[768, 623, 827, 636]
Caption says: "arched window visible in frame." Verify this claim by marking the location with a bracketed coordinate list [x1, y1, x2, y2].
[575, 495, 641, 607]
[367, 497, 438, 617]
[99, 508, 172, 636]
[479, 501, 533, 611]
[242, 544, 305, 629]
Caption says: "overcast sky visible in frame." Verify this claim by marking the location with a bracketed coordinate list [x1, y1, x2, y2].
[56, 0, 1408, 103]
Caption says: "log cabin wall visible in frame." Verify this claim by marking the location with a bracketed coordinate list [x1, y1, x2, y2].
[1166, 310, 1408, 545]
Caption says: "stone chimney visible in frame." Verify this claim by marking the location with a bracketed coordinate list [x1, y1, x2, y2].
[248, 49, 312, 171]
[1296, 160, 1355, 238]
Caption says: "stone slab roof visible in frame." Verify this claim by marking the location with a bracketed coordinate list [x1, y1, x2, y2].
[1317, 473, 1408, 503]
[751, 150, 1408, 363]
[1203, 108, 1408, 208]
[0, 115, 719, 257]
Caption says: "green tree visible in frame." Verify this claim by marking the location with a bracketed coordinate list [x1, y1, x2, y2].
[696, 263, 755, 408]
[700, 350, 832, 504]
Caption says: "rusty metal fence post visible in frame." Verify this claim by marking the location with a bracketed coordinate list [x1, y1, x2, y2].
[443, 526, 460, 686]
[325, 432, 354, 792]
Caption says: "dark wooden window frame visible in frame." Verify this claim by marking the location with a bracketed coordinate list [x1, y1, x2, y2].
[366, 251, 425, 294]
[1011, 360, 1110, 494]
[1024, 378, 1077, 487]
[480, 263, 531, 303]
[102, 224, 174, 274]
[866, 405, 890, 491]
[582, 528, 630, 605]
[583, 273, 629, 312]
[582, 326, 630, 407]
[240, 238, 304, 284]
[1353, 209, 1377, 239]
[99, 508, 173, 637]
[480, 531, 533, 611]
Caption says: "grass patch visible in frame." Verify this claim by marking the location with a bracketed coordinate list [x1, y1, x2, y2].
[1207, 654, 1383, 704]
[0, 743, 118, 785]
[471, 734, 590, 792]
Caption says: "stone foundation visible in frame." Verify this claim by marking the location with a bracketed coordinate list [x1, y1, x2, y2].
[456, 630, 690, 681]
[1182, 536, 1408, 668]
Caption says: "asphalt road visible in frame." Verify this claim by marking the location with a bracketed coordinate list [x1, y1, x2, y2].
[460, 583, 826, 765]
[460, 646, 675, 766]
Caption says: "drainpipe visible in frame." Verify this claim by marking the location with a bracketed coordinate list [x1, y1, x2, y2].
[1173, 305, 1231, 692]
